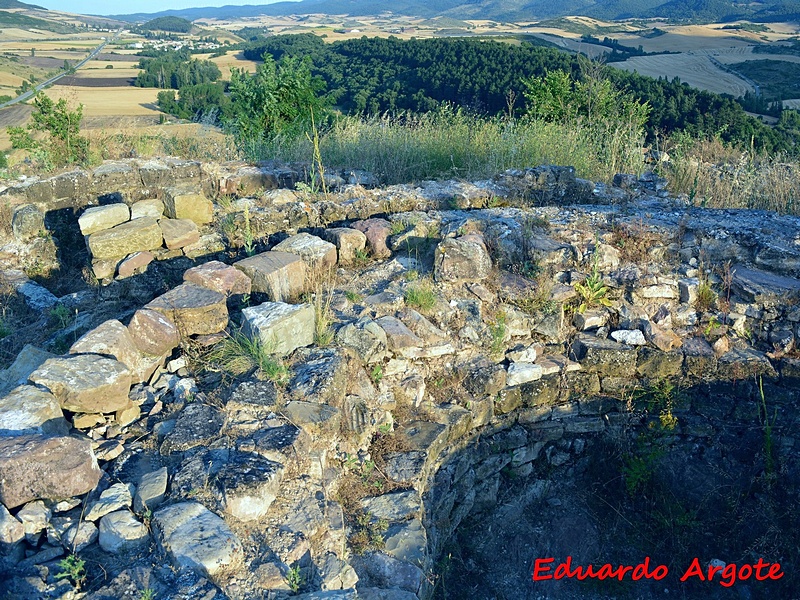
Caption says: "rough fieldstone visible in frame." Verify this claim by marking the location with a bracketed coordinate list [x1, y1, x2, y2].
[570, 335, 637, 378]
[358, 589, 419, 600]
[383, 518, 426, 564]
[356, 552, 423, 594]
[134, 467, 168, 513]
[92, 258, 119, 280]
[384, 451, 427, 484]
[717, 348, 777, 380]
[48, 517, 97, 552]
[226, 380, 280, 421]
[0, 434, 101, 509]
[116, 251, 154, 278]
[281, 401, 341, 436]
[434, 235, 492, 283]
[289, 348, 349, 405]
[322, 227, 367, 265]
[361, 490, 421, 522]
[573, 308, 608, 331]
[0, 385, 68, 436]
[3, 270, 58, 311]
[273, 233, 337, 268]
[127, 308, 181, 356]
[69, 319, 159, 384]
[234, 252, 306, 302]
[683, 337, 717, 378]
[130, 198, 164, 220]
[16, 500, 50, 543]
[319, 553, 360, 591]
[85, 483, 134, 521]
[352, 218, 392, 258]
[375, 316, 423, 353]
[98, 510, 149, 553]
[507, 362, 544, 386]
[160, 402, 225, 454]
[643, 321, 683, 352]
[0, 504, 24, 552]
[637, 347, 683, 379]
[0, 344, 55, 396]
[214, 452, 284, 522]
[87, 217, 163, 260]
[146, 283, 228, 337]
[183, 260, 252, 296]
[153, 502, 243, 580]
[335, 318, 388, 364]
[78, 204, 130, 236]
[731, 265, 800, 307]
[242, 301, 315, 356]
[29, 354, 131, 414]
[163, 188, 213, 225]
[160, 218, 200, 250]
[12, 204, 44, 241]
[611, 329, 647, 346]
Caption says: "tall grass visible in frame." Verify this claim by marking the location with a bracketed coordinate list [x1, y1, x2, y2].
[246, 107, 647, 185]
[665, 136, 800, 214]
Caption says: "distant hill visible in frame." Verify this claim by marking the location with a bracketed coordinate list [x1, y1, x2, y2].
[0, 0, 44, 9]
[141, 16, 193, 32]
[0, 10, 79, 33]
[112, 0, 800, 23]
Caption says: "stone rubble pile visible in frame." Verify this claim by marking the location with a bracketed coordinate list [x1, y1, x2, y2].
[0, 159, 798, 600]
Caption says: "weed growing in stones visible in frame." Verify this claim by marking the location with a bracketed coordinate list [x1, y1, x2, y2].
[286, 565, 304, 594]
[344, 290, 362, 303]
[575, 254, 612, 313]
[488, 311, 507, 358]
[370, 364, 383, 386]
[55, 553, 86, 590]
[138, 589, 155, 600]
[206, 330, 288, 383]
[404, 279, 436, 312]
[352, 248, 370, 266]
[695, 280, 716, 312]
[758, 376, 778, 485]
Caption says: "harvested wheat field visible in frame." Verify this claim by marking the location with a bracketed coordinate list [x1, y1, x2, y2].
[43, 86, 160, 116]
[705, 45, 800, 65]
[613, 53, 754, 97]
[783, 98, 800, 109]
[201, 51, 259, 78]
[72, 66, 141, 79]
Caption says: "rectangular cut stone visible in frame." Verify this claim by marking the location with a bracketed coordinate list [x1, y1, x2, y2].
[146, 283, 228, 337]
[234, 252, 305, 302]
[69, 319, 159, 384]
[127, 308, 181, 356]
[322, 228, 367, 265]
[159, 218, 200, 250]
[163, 188, 213, 225]
[87, 217, 163, 260]
[0, 435, 102, 509]
[272, 233, 337, 268]
[183, 260, 252, 296]
[130, 198, 164, 220]
[570, 334, 637, 377]
[78, 204, 130, 236]
[242, 302, 314, 356]
[29, 354, 132, 414]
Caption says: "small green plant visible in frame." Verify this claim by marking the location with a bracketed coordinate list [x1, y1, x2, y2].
[55, 553, 86, 590]
[240, 292, 251, 307]
[695, 281, 716, 312]
[390, 219, 407, 235]
[349, 511, 389, 555]
[353, 248, 370, 266]
[488, 311, 507, 358]
[286, 565, 304, 594]
[345, 290, 362, 303]
[139, 589, 155, 600]
[0, 317, 11, 339]
[704, 315, 721, 338]
[404, 269, 419, 282]
[207, 330, 288, 383]
[404, 280, 436, 312]
[371, 363, 384, 385]
[574, 256, 612, 313]
[758, 376, 777, 483]
[48, 304, 75, 329]
[242, 204, 255, 256]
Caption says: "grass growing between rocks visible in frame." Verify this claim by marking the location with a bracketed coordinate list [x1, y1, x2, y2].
[404, 279, 437, 312]
[205, 329, 288, 383]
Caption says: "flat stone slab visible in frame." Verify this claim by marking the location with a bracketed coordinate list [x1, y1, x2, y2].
[272, 233, 337, 268]
[570, 334, 637, 378]
[506, 362, 543, 386]
[134, 467, 168, 514]
[127, 308, 180, 356]
[611, 329, 647, 346]
[361, 490, 421, 522]
[3, 270, 58, 311]
[289, 348, 349, 405]
[87, 217, 163, 260]
[116, 251, 154, 279]
[234, 251, 305, 302]
[153, 502, 242, 580]
[375, 316, 423, 351]
[78, 204, 130, 236]
[0, 434, 101, 509]
[731, 265, 800, 307]
[85, 482, 134, 521]
[161, 402, 225, 454]
[29, 354, 132, 414]
[242, 301, 314, 356]
[69, 319, 158, 384]
[383, 518, 427, 564]
[183, 260, 252, 296]
[163, 188, 213, 225]
[0, 385, 68, 436]
[160, 218, 200, 250]
[281, 401, 341, 436]
[335, 319, 387, 364]
[434, 235, 492, 283]
[98, 510, 149, 554]
[146, 283, 228, 337]
[0, 344, 55, 396]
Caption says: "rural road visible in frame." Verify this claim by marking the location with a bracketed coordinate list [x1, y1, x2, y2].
[0, 28, 124, 110]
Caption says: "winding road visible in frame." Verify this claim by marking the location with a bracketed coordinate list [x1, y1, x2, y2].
[0, 28, 123, 110]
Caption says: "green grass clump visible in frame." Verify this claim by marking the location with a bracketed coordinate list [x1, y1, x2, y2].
[207, 330, 288, 383]
[404, 280, 437, 312]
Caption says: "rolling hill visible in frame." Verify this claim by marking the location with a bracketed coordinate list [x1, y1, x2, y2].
[111, 0, 800, 24]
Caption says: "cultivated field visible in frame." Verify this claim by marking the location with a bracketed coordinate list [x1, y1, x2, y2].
[44, 86, 160, 116]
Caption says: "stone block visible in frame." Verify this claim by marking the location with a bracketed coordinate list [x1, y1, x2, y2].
[127, 308, 181, 357]
[234, 251, 306, 302]
[0, 434, 101, 509]
[434, 235, 492, 283]
[153, 501, 242, 580]
[134, 467, 168, 513]
[352, 218, 392, 258]
[69, 319, 159, 384]
[29, 354, 131, 414]
[98, 510, 149, 554]
[335, 318, 387, 364]
[87, 217, 163, 260]
[242, 301, 314, 356]
[78, 204, 130, 236]
[183, 260, 251, 296]
[116, 251, 154, 279]
[506, 362, 543, 386]
[0, 385, 68, 436]
[570, 334, 637, 378]
[11, 204, 44, 241]
[163, 188, 213, 225]
[322, 227, 367, 265]
[146, 283, 228, 337]
[214, 452, 284, 522]
[85, 482, 134, 521]
[160, 218, 200, 250]
[0, 344, 55, 396]
[130, 198, 164, 220]
[272, 233, 337, 268]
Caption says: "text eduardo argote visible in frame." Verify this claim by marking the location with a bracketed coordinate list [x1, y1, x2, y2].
[532, 556, 784, 587]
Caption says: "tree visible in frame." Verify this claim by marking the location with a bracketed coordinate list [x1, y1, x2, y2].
[8, 94, 89, 168]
